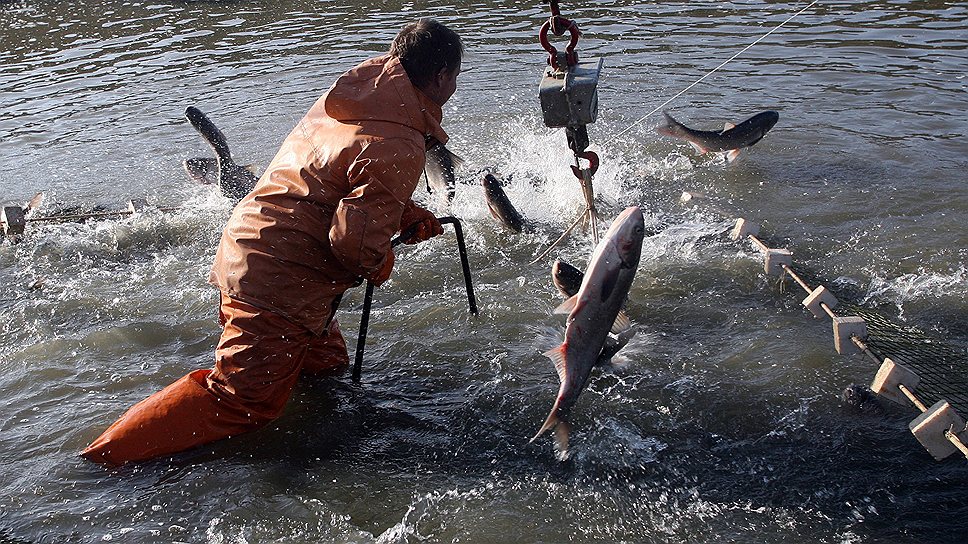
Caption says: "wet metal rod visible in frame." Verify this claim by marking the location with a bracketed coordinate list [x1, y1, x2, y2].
[353, 216, 477, 383]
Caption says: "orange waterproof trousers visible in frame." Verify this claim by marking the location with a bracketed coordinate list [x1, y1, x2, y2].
[81, 293, 348, 466]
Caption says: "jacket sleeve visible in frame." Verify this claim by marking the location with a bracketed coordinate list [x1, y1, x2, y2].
[329, 138, 424, 278]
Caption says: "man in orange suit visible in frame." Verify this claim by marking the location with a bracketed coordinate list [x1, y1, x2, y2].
[82, 19, 462, 465]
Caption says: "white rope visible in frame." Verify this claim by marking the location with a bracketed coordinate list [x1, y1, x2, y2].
[604, 0, 819, 145]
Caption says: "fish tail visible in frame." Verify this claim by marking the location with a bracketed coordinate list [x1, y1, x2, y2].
[553, 420, 572, 460]
[185, 106, 233, 165]
[531, 400, 573, 459]
[656, 110, 684, 138]
[530, 398, 563, 443]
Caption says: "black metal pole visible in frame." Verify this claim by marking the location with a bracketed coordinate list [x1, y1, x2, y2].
[439, 217, 478, 315]
[352, 216, 477, 383]
[351, 280, 375, 383]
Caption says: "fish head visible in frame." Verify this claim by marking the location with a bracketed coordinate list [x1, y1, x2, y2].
[605, 206, 646, 269]
[551, 259, 584, 298]
[751, 110, 780, 135]
[481, 172, 500, 192]
[183, 157, 219, 185]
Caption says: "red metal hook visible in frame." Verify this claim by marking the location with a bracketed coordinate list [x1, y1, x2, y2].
[538, 16, 580, 70]
[570, 151, 599, 180]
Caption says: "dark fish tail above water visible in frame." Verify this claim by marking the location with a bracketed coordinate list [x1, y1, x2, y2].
[531, 206, 646, 458]
[657, 110, 779, 162]
[424, 143, 463, 203]
[481, 173, 526, 232]
[184, 106, 258, 202]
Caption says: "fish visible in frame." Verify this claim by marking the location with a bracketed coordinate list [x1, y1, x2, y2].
[184, 106, 259, 202]
[0, 193, 42, 237]
[656, 110, 779, 162]
[531, 206, 645, 458]
[842, 384, 884, 415]
[424, 143, 464, 203]
[182, 157, 220, 186]
[553, 260, 636, 368]
[551, 259, 584, 298]
[481, 172, 526, 232]
[552, 259, 638, 368]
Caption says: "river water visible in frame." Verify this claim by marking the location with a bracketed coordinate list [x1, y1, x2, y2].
[1, 1, 967, 542]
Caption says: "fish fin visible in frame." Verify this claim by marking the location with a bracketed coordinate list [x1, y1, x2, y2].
[723, 122, 736, 131]
[553, 421, 572, 460]
[486, 201, 501, 221]
[437, 145, 465, 171]
[553, 295, 578, 315]
[611, 310, 632, 335]
[689, 142, 707, 154]
[543, 344, 568, 384]
[530, 400, 562, 443]
[24, 192, 44, 214]
[725, 149, 742, 162]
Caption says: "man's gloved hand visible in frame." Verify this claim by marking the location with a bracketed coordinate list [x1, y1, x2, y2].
[370, 249, 395, 286]
[399, 205, 444, 245]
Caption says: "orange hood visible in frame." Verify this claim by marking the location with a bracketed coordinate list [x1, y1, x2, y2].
[324, 54, 448, 145]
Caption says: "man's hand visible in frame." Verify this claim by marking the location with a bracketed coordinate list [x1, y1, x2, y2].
[370, 249, 395, 286]
[399, 205, 444, 245]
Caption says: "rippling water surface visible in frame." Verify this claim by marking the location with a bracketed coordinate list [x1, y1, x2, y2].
[1, 1, 967, 542]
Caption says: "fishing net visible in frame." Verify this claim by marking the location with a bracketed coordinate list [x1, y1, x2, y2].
[833, 301, 968, 414]
[763, 239, 968, 415]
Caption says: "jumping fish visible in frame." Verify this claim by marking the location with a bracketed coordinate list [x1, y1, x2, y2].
[532, 206, 645, 457]
[552, 260, 635, 367]
[656, 110, 779, 162]
[424, 143, 464, 203]
[481, 172, 526, 232]
[184, 106, 258, 202]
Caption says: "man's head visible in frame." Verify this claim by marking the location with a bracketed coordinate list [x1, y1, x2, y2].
[390, 19, 463, 106]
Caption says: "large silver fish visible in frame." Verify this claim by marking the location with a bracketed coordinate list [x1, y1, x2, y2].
[656, 110, 779, 162]
[482, 172, 526, 232]
[184, 106, 259, 202]
[532, 206, 645, 456]
[424, 143, 464, 203]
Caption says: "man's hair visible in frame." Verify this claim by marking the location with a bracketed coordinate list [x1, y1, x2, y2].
[390, 19, 463, 89]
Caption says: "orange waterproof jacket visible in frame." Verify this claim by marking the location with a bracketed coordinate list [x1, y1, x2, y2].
[209, 55, 448, 334]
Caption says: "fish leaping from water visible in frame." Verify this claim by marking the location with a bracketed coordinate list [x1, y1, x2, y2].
[657, 110, 779, 162]
[183, 106, 259, 202]
[532, 206, 645, 459]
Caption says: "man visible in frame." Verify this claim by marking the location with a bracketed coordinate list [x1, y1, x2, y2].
[82, 19, 463, 466]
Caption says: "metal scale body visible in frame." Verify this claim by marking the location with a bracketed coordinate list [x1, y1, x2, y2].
[531, 0, 605, 259]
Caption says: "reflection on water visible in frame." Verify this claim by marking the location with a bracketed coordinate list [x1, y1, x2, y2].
[1, 1, 967, 543]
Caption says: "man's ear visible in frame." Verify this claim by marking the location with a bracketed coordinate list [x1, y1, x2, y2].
[433, 68, 448, 87]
